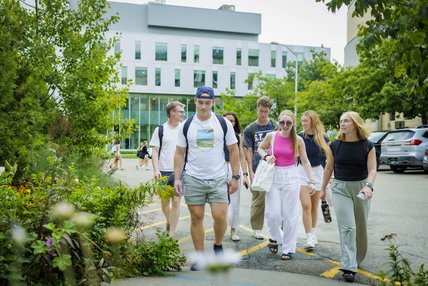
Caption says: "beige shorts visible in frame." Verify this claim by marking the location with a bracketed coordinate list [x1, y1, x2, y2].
[183, 174, 228, 205]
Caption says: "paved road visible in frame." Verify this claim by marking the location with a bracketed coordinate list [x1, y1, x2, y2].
[110, 160, 428, 285]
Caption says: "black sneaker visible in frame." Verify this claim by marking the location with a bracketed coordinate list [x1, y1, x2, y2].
[213, 244, 223, 255]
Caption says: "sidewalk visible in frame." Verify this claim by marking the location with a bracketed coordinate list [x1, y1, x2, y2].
[109, 159, 366, 286]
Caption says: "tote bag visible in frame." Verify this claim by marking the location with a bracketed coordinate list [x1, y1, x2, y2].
[251, 132, 276, 192]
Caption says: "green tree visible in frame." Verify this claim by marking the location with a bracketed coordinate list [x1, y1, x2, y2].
[316, 0, 428, 124]
[0, 0, 127, 179]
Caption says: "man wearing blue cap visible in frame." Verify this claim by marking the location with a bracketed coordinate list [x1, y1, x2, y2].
[173, 86, 240, 271]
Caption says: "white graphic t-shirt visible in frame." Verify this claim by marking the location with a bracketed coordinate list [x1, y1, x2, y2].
[177, 113, 237, 180]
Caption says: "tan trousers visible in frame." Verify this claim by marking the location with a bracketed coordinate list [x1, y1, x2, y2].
[250, 190, 265, 230]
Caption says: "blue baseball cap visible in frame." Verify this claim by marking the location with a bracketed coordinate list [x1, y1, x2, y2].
[195, 86, 214, 99]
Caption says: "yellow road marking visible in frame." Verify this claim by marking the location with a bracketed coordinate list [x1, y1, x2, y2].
[321, 266, 340, 278]
[178, 228, 214, 244]
[139, 207, 161, 214]
[239, 240, 269, 256]
[139, 215, 191, 230]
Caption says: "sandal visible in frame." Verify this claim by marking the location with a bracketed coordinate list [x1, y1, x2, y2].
[280, 252, 293, 260]
[342, 270, 356, 282]
[268, 239, 278, 254]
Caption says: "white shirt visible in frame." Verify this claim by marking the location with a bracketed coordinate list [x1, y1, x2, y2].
[177, 112, 237, 180]
[150, 123, 180, 172]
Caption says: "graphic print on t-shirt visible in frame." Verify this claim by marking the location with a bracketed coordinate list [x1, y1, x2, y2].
[197, 128, 214, 149]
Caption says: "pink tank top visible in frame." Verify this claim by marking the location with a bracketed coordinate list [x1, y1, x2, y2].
[272, 132, 296, 167]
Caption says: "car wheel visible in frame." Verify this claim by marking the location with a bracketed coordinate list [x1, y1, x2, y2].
[390, 165, 407, 173]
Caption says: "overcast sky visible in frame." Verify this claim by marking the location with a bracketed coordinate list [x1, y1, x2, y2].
[111, 0, 348, 64]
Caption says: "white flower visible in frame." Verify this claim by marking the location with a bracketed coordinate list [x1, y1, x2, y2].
[12, 225, 28, 245]
[71, 212, 94, 229]
[187, 249, 241, 273]
[51, 202, 76, 220]
[104, 227, 127, 244]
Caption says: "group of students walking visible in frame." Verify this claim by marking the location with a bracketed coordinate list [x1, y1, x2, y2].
[148, 86, 377, 283]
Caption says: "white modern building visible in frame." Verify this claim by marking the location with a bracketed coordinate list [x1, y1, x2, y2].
[104, 1, 331, 149]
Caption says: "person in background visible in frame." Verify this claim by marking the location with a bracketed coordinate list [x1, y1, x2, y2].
[257, 110, 315, 261]
[136, 141, 150, 170]
[223, 112, 249, 242]
[320, 111, 377, 283]
[150, 101, 185, 237]
[174, 86, 240, 271]
[298, 110, 330, 250]
[110, 140, 122, 170]
[243, 96, 277, 240]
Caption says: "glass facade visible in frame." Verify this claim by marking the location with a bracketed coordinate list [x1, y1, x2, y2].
[118, 94, 196, 149]
[114, 40, 120, 54]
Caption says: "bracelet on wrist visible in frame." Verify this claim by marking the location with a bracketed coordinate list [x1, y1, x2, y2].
[243, 172, 249, 176]
[263, 154, 269, 161]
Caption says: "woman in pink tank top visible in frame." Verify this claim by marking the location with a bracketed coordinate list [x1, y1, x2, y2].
[257, 110, 315, 260]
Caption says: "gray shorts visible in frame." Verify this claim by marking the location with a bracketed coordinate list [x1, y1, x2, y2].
[183, 174, 228, 205]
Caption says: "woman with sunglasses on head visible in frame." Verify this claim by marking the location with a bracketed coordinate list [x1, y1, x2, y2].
[223, 112, 249, 242]
[320, 111, 376, 282]
[257, 110, 315, 260]
[298, 110, 330, 250]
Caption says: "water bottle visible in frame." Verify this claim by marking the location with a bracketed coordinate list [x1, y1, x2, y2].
[321, 200, 332, 223]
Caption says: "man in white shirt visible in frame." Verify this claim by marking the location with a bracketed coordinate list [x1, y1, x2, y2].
[150, 101, 185, 237]
[174, 86, 240, 271]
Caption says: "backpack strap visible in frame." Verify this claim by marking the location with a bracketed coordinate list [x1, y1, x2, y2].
[183, 115, 195, 164]
[215, 114, 228, 158]
[158, 124, 164, 157]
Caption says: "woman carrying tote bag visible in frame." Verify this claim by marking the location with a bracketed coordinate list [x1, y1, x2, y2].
[257, 110, 315, 261]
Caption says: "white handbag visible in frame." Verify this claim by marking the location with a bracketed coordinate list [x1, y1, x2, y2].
[251, 132, 276, 192]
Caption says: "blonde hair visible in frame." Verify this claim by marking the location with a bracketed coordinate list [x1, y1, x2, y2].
[278, 110, 299, 157]
[336, 111, 369, 141]
[301, 110, 330, 154]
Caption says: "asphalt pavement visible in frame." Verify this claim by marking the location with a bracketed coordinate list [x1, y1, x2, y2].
[107, 158, 367, 286]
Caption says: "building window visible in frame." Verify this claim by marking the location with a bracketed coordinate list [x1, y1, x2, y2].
[135, 67, 147, 85]
[121, 66, 127, 85]
[114, 40, 120, 54]
[248, 49, 259, 67]
[212, 47, 224, 64]
[175, 69, 180, 87]
[236, 49, 242, 66]
[155, 43, 168, 61]
[212, 71, 218, 88]
[155, 68, 161, 86]
[181, 44, 187, 63]
[230, 72, 236, 89]
[193, 70, 205, 87]
[282, 51, 287, 68]
[271, 50, 276, 68]
[135, 41, 141, 60]
[194, 45, 200, 63]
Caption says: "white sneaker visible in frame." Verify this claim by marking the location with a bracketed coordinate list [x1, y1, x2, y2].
[313, 236, 319, 246]
[253, 230, 264, 240]
[304, 238, 316, 250]
[230, 233, 240, 242]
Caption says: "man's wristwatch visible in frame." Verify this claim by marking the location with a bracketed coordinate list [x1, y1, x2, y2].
[232, 175, 240, 181]
[365, 181, 373, 189]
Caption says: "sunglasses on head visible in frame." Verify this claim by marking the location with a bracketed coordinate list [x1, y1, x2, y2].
[279, 120, 293, 127]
